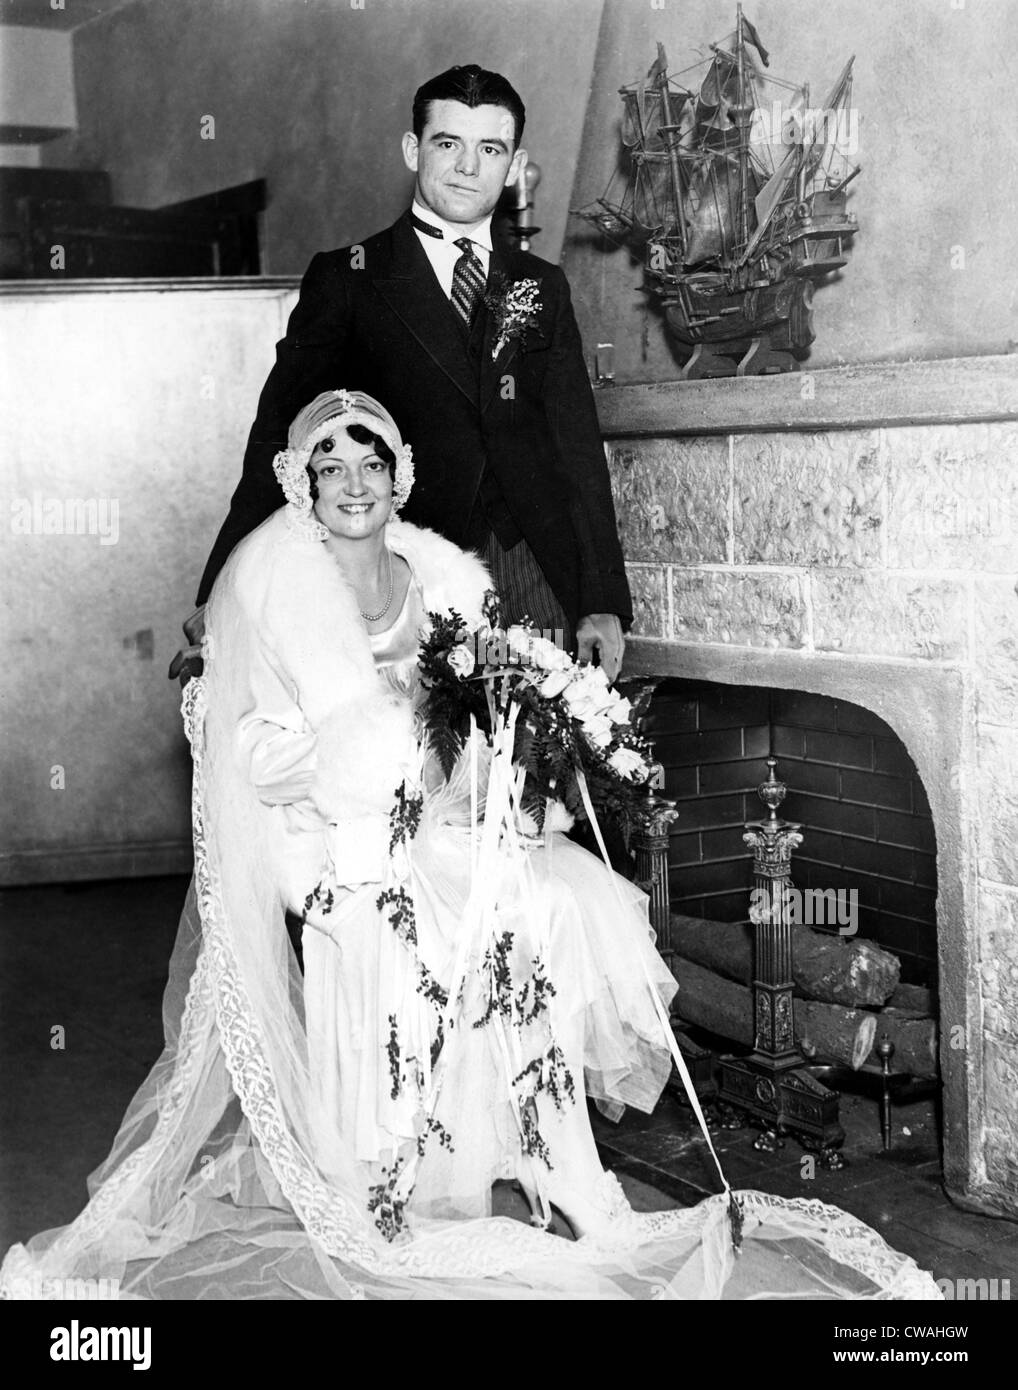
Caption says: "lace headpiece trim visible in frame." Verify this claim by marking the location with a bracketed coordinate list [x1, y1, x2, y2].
[272, 389, 415, 540]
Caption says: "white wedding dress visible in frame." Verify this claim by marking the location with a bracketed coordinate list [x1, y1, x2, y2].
[300, 575, 677, 1231]
[0, 511, 942, 1300]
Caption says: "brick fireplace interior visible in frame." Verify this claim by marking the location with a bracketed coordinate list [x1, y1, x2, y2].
[647, 679, 938, 987]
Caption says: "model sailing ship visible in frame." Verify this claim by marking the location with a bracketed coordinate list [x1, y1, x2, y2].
[573, 5, 859, 377]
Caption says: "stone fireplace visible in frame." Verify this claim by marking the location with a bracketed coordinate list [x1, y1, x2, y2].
[599, 355, 1018, 1220]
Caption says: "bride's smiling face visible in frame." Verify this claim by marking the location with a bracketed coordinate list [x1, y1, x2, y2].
[308, 429, 393, 540]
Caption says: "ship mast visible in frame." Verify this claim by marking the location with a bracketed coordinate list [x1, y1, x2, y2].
[733, 4, 753, 257]
[655, 52, 688, 258]
[736, 52, 856, 268]
[796, 83, 811, 205]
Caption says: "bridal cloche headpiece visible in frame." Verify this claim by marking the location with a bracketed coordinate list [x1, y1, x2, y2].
[272, 389, 415, 539]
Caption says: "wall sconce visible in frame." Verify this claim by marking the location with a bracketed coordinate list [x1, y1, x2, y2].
[513, 161, 541, 251]
[594, 342, 615, 386]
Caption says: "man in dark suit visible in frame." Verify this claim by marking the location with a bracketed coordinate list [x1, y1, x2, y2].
[180, 65, 630, 679]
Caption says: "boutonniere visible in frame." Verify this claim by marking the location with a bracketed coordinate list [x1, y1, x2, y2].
[484, 274, 542, 360]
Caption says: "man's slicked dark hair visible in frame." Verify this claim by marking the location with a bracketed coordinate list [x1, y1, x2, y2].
[412, 65, 526, 146]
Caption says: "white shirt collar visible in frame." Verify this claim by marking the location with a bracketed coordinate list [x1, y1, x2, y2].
[411, 199, 493, 253]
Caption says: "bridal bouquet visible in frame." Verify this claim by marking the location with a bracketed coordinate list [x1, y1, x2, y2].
[418, 595, 653, 841]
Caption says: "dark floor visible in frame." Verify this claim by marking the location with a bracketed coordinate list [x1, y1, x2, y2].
[591, 1080, 1018, 1295]
[1, 876, 184, 1251]
[2, 875, 1016, 1296]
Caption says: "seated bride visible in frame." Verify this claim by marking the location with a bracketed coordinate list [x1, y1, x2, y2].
[222, 387, 677, 1241]
[0, 390, 941, 1301]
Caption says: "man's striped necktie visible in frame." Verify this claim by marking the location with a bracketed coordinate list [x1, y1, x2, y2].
[451, 237, 486, 327]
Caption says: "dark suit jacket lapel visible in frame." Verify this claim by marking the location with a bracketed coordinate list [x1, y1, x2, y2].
[372, 213, 479, 408]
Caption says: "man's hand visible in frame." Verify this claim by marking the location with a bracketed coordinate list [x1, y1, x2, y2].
[576, 612, 625, 683]
[168, 605, 207, 687]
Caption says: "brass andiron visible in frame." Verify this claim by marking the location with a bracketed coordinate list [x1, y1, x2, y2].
[632, 763, 678, 948]
[716, 758, 846, 1167]
[624, 679, 679, 946]
[616, 680, 677, 937]
[623, 680, 716, 1101]
[631, 767, 716, 1101]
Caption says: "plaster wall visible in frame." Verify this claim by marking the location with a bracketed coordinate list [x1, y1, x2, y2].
[563, 0, 1018, 376]
[0, 26, 76, 133]
[0, 282, 298, 883]
[0, 145, 41, 166]
[43, 0, 606, 270]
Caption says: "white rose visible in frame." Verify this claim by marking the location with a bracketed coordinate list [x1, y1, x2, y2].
[582, 711, 615, 746]
[543, 643, 573, 671]
[505, 625, 532, 656]
[564, 668, 596, 699]
[446, 642, 475, 678]
[608, 747, 648, 780]
[607, 695, 633, 726]
[564, 689, 599, 721]
[538, 669, 572, 698]
[563, 668, 614, 720]
[529, 636, 569, 671]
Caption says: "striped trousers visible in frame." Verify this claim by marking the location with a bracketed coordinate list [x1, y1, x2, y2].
[482, 533, 573, 652]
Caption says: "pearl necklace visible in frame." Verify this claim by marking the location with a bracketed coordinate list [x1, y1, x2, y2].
[360, 551, 395, 623]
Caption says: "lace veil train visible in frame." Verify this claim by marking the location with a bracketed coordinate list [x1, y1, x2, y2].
[1, 542, 942, 1302]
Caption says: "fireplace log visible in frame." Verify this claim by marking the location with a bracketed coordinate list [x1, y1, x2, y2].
[798, 999, 877, 1072]
[865, 1008, 938, 1078]
[885, 981, 936, 1015]
[670, 912, 900, 1008]
[672, 956, 878, 1070]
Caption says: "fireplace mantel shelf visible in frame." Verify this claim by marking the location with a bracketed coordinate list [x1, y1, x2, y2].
[594, 353, 1018, 437]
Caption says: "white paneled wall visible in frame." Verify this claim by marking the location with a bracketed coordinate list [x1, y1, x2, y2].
[0, 280, 298, 882]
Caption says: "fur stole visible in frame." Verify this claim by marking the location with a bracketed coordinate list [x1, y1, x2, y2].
[209, 509, 491, 821]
